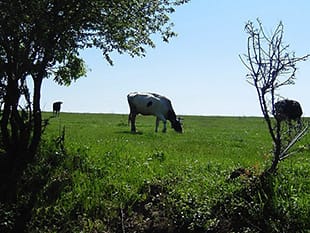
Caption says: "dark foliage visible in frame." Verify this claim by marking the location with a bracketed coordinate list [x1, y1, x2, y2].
[0, 134, 67, 232]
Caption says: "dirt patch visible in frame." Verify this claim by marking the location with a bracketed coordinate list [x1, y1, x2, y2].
[120, 183, 177, 233]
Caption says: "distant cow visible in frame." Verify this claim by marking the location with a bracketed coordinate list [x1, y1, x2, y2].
[53, 101, 63, 117]
[273, 99, 302, 126]
[127, 92, 182, 133]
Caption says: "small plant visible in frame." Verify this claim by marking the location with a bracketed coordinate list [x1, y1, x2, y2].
[240, 19, 309, 174]
[152, 151, 166, 162]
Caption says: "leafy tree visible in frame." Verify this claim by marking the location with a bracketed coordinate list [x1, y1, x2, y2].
[240, 20, 309, 174]
[0, 0, 189, 199]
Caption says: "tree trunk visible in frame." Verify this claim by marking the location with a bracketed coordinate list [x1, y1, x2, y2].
[29, 76, 43, 156]
[0, 73, 44, 202]
[0, 74, 25, 202]
[1, 75, 20, 154]
[268, 121, 282, 174]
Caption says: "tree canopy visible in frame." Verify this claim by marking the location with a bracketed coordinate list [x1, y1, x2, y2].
[0, 0, 189, 85]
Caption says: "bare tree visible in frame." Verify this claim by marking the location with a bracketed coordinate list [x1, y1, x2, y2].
[240, 20, 309, 174]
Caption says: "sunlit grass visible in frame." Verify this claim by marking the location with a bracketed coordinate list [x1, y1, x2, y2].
[36, 112, 310, 232]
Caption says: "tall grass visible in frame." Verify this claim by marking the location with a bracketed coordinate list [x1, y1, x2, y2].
[22, 113, 310, 232]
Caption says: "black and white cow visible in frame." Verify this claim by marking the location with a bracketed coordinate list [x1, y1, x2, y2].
[53, 101, 63, 117]
[127, 92, 182, 133]
[273, 99, 303, 126]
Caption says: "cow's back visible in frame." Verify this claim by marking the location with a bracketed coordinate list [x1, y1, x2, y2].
[127, 92, 169, 116]
[274, 99, 302, 121]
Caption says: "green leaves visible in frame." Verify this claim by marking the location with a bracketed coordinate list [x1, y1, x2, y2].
[53, 54, 87, 86]
[0, 0, 189, 85]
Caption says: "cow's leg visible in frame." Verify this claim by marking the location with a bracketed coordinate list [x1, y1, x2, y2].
[297, 118, 302, 130]
[130, 114, 137, 132]
[155, 117, 160, 132]
[162, 120, 167, 133]
[156, 115, 167, 133]
[288, 120, 293, 136]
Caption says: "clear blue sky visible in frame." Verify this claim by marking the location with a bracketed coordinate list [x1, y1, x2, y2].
[41, 0, 310, 116]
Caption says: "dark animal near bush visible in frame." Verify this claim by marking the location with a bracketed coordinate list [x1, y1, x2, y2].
[273, 99, 302, 126]
[127, 92, 182, 133]
[53, 101, 63, 116]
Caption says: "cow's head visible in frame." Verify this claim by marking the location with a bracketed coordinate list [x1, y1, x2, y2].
[172, 117, 183, 133]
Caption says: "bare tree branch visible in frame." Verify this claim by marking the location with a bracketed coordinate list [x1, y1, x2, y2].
[279, 124, 309, 160]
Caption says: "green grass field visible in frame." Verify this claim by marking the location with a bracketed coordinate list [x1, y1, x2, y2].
[27, 113, 309, 232]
